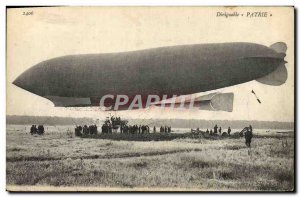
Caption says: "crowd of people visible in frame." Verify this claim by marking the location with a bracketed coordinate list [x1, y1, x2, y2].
[75, 125, 98, 136]
[73, 116, 254, 147]
[159, 126, 172, 133]
[199, 124, 231, 136]
[75, 124, 172, 135]
[109, 116, 122, 126]
[121, 125, 150, 134]
[199, 124, 253, 147]
[87, 124, 172, 135]
[30, 125, 45, 135]
[28, 115, 253, 148]
[74, 116, 173, 136]
[100, 116, 172, 135]
[74, 121, 255, 148]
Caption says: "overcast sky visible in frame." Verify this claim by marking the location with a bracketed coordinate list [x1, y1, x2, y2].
[6, 7, 294, 122]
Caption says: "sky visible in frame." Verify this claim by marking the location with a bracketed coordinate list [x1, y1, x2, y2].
[6, 7, 294, 122]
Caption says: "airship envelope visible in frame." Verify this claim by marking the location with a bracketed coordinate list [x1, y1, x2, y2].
[13, 42, 288, 111]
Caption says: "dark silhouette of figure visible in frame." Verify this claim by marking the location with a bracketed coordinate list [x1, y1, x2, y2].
[88, 125, 93, 135]
[37, 125, 44, 135]
[111, 116, 115, 123]
[210, 129, 213, 135]
[245, 127, 253, 147]
[75, 126, 83, 136]
[120, 125, 123, 134]
[30, 125, 36, 135]
[153, 126, 156, 133]
[83, 125, 88, 135]
[109, 124, 112, 133]
[227, 127, 231, 135]
[214, 125, 218, 134]
[123, 125, 128, 134]
[101, 124, 106, 133]
[206, 129, 209, 134]
[93, 125, 97, 135]
[218, 127, 222, 135]
[160, 126, 164, 133]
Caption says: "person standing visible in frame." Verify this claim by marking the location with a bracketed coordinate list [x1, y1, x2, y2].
[245, 127, 253, 147]
[214, 125, 218, 134]
[227, 127, 231, 135]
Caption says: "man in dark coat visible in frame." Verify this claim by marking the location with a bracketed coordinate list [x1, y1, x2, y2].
[214, 125, 218, 134]
[245, 127, 253, 147]
[30, 125, 35, 135]
[227, 127, 231, 135]
[37, 125, 44, 135]
[83, 125, 88, 135]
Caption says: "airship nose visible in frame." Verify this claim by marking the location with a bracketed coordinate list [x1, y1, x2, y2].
[13, 72, 33, 93]
[12, 65, 47, 96]
[12, 77, 23, 89]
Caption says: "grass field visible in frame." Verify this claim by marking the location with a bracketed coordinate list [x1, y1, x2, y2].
[6, 126, 294, 191]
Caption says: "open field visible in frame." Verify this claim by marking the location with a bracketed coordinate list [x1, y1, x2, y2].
[6, 125, 294, 191]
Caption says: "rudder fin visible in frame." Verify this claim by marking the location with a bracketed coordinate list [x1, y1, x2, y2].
[270, 42, 287, 54]
[256, 62, 288, 86]
[255, 42, 288, 86]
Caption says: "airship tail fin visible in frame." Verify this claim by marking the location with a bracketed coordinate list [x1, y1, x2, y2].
[255, 42, 288, 86]
[196, 92, 234, 112]
[256, 61, 288, 86]
[270, 42, 287, 54]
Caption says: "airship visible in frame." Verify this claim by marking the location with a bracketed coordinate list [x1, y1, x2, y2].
[13, 42, 288, 111]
